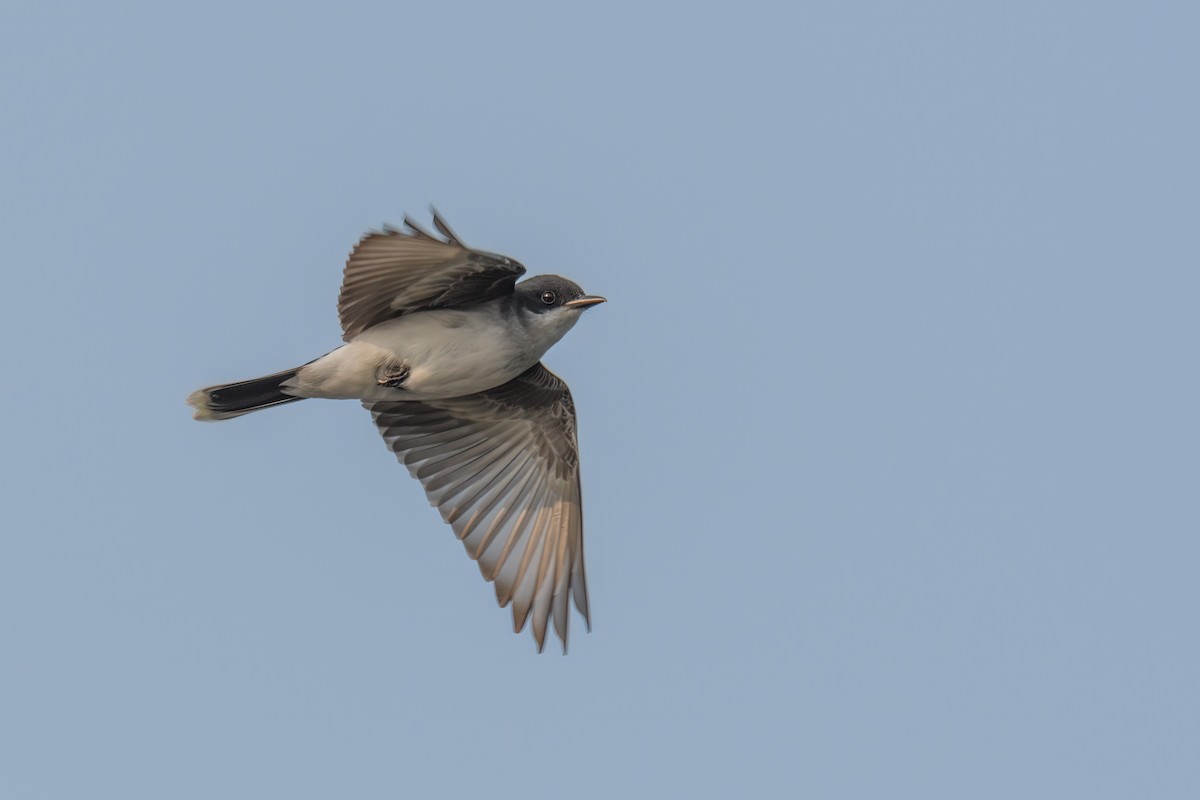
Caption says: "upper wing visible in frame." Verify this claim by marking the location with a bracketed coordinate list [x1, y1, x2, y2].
[338, 211, 526, 340]
[364, 363, 591, 652]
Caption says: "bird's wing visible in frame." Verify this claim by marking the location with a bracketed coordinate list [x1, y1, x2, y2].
[364, 363, 591, 652]
[338, 210, 526, 341]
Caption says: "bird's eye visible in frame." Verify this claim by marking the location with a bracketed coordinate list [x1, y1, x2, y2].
[540, 291, 556, 305]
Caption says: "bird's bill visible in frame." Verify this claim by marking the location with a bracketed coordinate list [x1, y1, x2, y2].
[564, 295, 607, 309]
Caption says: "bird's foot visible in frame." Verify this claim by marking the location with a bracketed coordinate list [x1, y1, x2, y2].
[377, 364, 411, 389]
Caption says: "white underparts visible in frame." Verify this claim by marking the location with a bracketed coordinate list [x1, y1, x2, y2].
[285, 302, 583, 401]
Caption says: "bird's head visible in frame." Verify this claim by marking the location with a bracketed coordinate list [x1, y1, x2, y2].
[515, 274, 604, 326]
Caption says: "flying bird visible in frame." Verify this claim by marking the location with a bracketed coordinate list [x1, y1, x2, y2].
[188, 212, 605, 652]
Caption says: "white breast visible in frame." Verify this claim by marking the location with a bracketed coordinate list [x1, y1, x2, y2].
[288, 303, 550, 401]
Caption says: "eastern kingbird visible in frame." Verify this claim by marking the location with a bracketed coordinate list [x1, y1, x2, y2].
[188, 212, 605, 652]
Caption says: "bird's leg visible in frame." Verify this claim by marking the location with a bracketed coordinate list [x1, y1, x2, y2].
[377, 362, 411, 389]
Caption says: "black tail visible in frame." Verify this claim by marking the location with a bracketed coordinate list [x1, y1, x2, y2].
[187, 366, 305, 421]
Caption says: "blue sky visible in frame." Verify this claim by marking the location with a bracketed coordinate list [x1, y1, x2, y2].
[2, 1, 1198, 797]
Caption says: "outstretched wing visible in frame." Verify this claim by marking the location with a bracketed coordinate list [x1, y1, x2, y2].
[338, 210, 526, 340]
[364, 364, 591, 652]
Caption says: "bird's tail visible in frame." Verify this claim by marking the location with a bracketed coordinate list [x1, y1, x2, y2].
[187, 366, 305, 421]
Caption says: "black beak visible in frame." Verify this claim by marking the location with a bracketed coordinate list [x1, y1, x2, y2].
[564, 295, 607, 309]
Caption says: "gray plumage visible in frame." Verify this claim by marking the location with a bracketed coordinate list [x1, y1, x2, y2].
[367, 363, 588, 650]
[188, 211, 605, 652]
[337, 215, 527, 340]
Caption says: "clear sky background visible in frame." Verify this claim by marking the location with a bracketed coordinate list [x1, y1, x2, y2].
[2, 1, 1197, 797]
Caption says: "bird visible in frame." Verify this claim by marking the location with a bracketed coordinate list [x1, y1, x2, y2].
[187, 211, 605, 652]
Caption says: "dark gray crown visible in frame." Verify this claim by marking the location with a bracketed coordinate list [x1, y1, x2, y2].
[514, 275, 587, 312]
